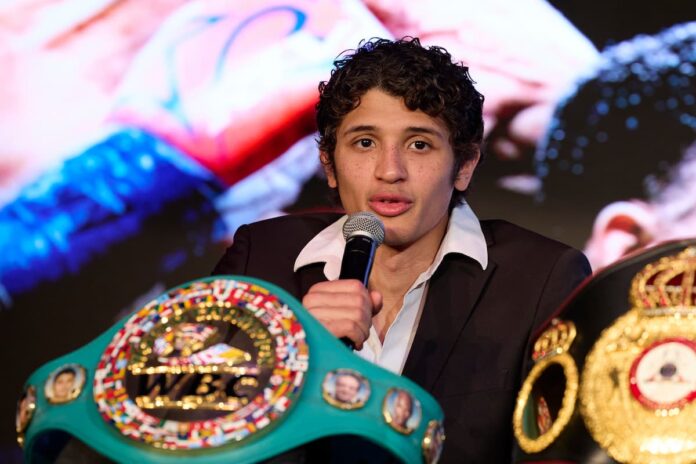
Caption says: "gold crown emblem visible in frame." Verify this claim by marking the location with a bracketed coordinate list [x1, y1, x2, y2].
[532, 319, 577, 361]
[630, 246, 696, 316]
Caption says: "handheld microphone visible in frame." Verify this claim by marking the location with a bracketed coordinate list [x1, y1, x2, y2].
[340, 212, 385, 284]
[338, 212, 385, 349]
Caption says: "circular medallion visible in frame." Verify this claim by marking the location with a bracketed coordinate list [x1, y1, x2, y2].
[629, 338, 696, 410]
[16, 385, 36, 447]
[383, 388, 422, 435]
[93, 278, 309, 449]
[421, 420, 445, 464]
[513, 353, 578, 453]
[45, 364, 86, 404]
[580, 310, 696, 463]
[322, 369, 370, 410]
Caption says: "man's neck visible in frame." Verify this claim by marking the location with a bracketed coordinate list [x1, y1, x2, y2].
[368, 214, 449, 341]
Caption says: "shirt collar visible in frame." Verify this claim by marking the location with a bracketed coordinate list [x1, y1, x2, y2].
[294, 202, 488, 280]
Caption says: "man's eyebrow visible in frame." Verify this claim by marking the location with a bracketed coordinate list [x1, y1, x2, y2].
[342, 125, 376, 135]
[342, 125, 445, 137]
[405, 126, 445, 138]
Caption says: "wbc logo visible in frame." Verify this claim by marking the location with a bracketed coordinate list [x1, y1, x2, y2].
[128, 316, 271, 416]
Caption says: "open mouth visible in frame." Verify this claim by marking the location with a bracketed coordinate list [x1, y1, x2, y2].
[368, 196, 413, 217]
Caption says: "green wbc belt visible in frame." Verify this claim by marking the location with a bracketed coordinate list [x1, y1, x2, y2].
[17, 276, 445, 464]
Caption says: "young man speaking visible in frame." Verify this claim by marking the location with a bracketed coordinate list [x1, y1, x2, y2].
[213, 37, 590, 462]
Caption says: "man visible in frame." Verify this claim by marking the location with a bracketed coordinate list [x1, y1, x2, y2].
[51, 368, 76, 403]
[390, 390, 414, 431]
[333, 372, 362, 404]
[214, 37, 591, 462]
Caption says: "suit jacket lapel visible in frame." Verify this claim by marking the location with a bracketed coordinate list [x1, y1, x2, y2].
[402, 240, 497, 392]
[289, 213, 340, 299]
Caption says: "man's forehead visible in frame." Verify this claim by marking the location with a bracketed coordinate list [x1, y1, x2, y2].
[337, 88, 450, 137]
[337, 116, 451, 141]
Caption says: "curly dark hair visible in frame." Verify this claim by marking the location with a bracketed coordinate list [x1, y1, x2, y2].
[316, 37, 485, 207]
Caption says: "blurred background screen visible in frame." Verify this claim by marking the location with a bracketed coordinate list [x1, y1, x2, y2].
[0, 0, 693, 460]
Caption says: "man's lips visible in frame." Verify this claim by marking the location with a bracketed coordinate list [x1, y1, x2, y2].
[368, 194, 413, 217]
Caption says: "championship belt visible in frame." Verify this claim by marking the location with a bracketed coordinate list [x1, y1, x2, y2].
[512, 240, 696, 463]
[16, 276, 445, 464]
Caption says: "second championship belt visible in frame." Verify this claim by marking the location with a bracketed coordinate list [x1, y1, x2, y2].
[513, 239, 696, 464]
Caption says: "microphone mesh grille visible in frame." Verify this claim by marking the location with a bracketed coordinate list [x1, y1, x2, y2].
[342, 212, 385, 245]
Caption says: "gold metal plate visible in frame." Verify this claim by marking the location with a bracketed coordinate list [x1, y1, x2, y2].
[513, 353, 579, 453]
[93, 279, 309, 449]
[580, 309, 696, 463]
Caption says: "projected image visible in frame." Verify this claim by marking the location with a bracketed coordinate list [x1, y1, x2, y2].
[1, 0, 693, 309]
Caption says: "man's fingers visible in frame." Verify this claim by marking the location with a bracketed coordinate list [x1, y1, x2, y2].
[302, 280, 373, 313]
[303, 290, 368, 308]
[319, 316, 369, 349]
[302, 279, 377, 349]
[307, 279, 366, 294]
[307, 306, 371, 331]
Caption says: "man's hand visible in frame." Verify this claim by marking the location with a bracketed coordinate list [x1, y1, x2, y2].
[302, 279, 383, 350]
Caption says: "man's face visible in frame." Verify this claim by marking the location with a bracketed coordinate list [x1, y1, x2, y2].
[324, 88, 477, 248]
[53, 372, 75, 400]
[334, 374, 360, 403]
[393, 392, 412, 427]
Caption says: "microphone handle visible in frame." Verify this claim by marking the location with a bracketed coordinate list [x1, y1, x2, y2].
[338, 235, 377, 349]
[339, 235, 377, 285]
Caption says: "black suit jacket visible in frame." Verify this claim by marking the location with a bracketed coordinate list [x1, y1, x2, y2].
[213, 213, 591, 463]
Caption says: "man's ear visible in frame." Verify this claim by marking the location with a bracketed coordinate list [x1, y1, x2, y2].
[453, 149, 480, 191]
[584, 200, 657, 271]
[320, 151, 337, 188]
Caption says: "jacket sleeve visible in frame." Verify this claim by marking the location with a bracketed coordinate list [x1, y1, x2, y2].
[535, 247, 591, 330]
[523, 247, 591, 373]
[211, 224, 251, 276]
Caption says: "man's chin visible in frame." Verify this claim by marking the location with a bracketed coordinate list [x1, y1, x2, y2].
[382, 232, 415, 250]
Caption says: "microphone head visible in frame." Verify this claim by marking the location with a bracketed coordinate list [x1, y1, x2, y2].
[342, 212, 385, 245]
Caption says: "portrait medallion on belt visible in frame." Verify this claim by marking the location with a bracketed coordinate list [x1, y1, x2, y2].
[421, 419, 445, 464]
[45, 364, 86, 404]
[16, 385, 36, 447]
[322, 369, 370, 410]
[383, 388, 422, 435]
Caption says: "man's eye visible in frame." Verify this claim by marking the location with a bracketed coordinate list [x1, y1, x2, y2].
[357, 139, 373, 148]
[411, 140, 429, 150]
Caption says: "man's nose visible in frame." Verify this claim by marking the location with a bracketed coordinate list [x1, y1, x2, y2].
[374, 145, 407, 182]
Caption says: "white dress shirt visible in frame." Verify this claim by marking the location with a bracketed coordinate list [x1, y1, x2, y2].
[294, 202, 488, 374]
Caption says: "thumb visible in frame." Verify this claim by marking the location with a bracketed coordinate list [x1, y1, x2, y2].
[370, 290, 383, 315]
